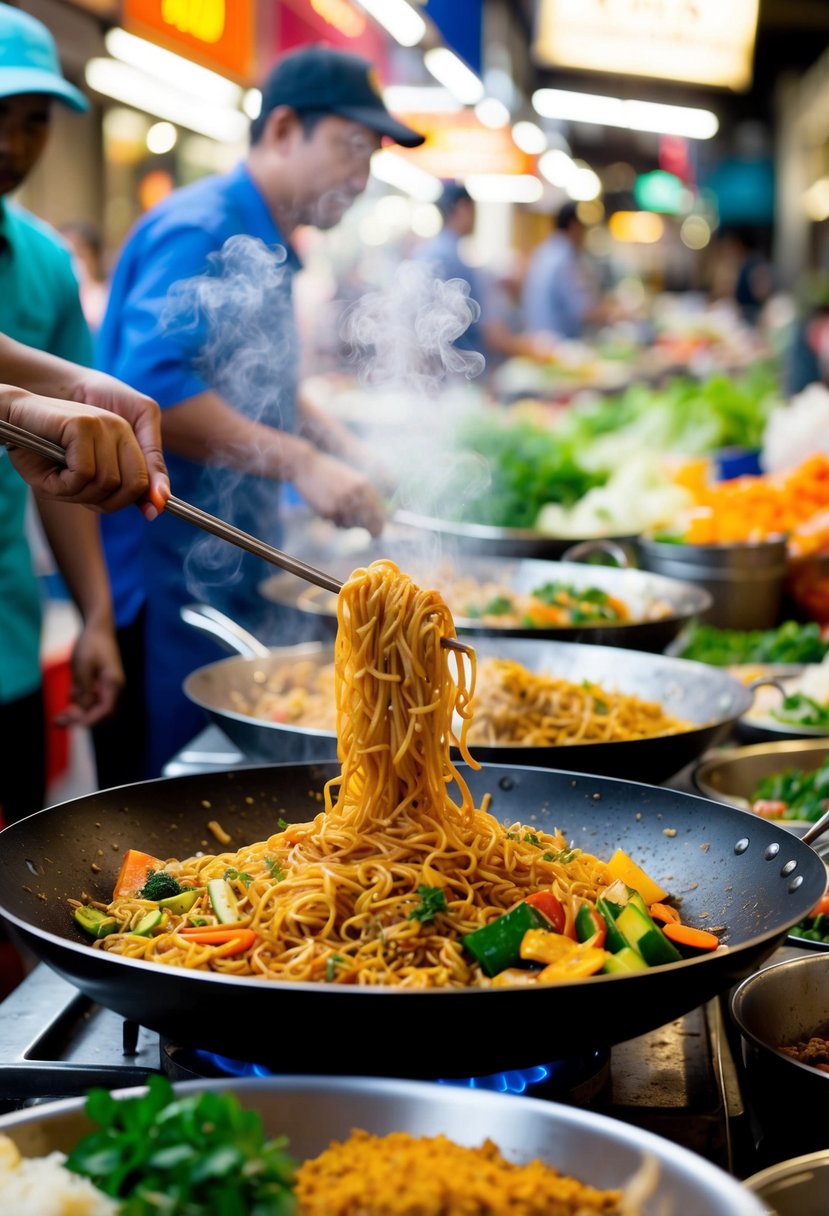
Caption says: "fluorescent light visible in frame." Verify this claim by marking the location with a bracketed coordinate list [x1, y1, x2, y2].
[532, 87, 718, 140]
[85, 58, 247, 143]
[474, 98, 510, 129]
[423, 47, 484, 106]
[568, 165, 601, 201]
[512, 120, 547, 154]
[371, 150, 442, 202]
[382, 85, 461, 114]
[465, 174, 543, 203]
[353, 0, 425, 47]
[538, 148, 577, 187]
[243, 88, 262, 120]
[104, 28, 241, 106]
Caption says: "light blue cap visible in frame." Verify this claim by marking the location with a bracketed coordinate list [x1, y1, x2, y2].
[0, 3, 88, 111]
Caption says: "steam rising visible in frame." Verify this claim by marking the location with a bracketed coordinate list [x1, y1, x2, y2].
[341, 261, 485, 393]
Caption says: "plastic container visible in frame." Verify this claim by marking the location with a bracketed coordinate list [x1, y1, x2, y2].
[637, 536, 788, 630]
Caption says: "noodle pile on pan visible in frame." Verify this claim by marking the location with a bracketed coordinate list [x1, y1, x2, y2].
[468, 658, 691, 748]
[93, 560, 613, 987]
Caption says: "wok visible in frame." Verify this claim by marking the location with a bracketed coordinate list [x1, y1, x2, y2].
[182, 604, 754, 782]
[0, 762, 825, 1077]
[259, 541, 712, 652]
[0, 1076, 766, 1216]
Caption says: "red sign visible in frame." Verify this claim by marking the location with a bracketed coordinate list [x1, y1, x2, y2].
[123, 0, 256, 82]
[269, 0, 388, 72]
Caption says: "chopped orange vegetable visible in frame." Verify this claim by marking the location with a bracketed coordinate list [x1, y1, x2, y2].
[177, 927, 257, 956]
[113, 849, 163, 899]
[649, 902, 681, 925]
[661, 922, 720, 952]
[810, 894, 829, 918]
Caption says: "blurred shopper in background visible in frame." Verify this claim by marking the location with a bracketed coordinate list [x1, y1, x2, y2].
[96, 44, 425, 780]
[60, 220, 110, 334]
[522, 201, 608, 342]
[0, 3, 124, 825]
[411, 183, 488, 358]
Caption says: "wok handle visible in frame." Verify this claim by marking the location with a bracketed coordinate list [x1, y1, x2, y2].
[802, 805, 829, 848]
[180, 603, 271, 659]
[561, 539, 631, 568]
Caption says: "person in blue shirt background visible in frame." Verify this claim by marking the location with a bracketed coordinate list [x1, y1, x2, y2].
[522, 201, 609, 342]
[95, 44, 424, 782]
[411, 183, 487, 359]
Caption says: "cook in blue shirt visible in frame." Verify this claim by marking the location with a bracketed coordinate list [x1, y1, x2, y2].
[96, 44, 424, 779]
[522, 202, 603, 341]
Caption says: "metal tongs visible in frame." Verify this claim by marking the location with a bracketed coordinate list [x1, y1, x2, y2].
[0, 417, 469, 653]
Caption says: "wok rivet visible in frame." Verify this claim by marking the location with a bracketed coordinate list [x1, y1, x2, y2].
[788, 875, 804, 892]
[734, 838, 750, 854]
[780, 860, 797, 876]
[764, 843, 780, 860]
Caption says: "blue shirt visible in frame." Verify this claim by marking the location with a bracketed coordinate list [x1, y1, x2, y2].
[0, 201, 92, 703]
[98, 162, 301, 628]
[521, 233, 596, 340]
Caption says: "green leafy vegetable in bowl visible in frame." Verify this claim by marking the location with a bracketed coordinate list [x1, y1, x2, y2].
[677, 621, 829, 666]
[66, 1075, 297, 1214]
[750, 756, 829, 821]
[771, 693, 829, 730]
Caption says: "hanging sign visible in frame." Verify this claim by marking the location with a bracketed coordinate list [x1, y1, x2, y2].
[534, 0, 760, 91]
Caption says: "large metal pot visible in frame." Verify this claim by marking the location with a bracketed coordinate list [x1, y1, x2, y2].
[745, 1149, 829, 1215]
[1, 763, 826, 1078]
[730, 952, 829, 1166]
[182, 605, 753, 781]
[0, 1076, 765, 1216]
[694, 738, 829, 837]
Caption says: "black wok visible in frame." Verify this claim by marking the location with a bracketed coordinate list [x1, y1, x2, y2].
[181, 606, 754, 782]
[0, 763, 825, 1077]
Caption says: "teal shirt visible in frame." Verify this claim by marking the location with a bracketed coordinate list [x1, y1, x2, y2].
[0, 199, 92, 703]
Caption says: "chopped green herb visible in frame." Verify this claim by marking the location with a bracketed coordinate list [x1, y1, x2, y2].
[265, 857, 286, 882]
[65, 1075, 297, 1214]
[325, 954, 345, 982]
[407, 885, 447, 923]
[594, 700, 610, 716]
[523, 833, 541, 847]
[543, 848, 579, 865]
[223, 867, 253, 888]
[277, 817, 289, 831]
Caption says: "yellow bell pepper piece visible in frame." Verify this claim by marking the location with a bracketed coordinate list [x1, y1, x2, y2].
[538, 946, 608, 983]
[605, 849, 668, 906]
[520, 929, 578, 966]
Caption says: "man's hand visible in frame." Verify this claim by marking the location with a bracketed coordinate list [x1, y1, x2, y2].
[55, 617, 125, 729]
[293, 450, 386, 537]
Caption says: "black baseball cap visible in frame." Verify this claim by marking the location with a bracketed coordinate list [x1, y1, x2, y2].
[259, 44, 425, 148]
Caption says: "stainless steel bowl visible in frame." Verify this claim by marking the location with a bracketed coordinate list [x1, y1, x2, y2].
[745, 1149, 829, 1215]
[730, 954, 829, 1164]
[393, 507, 639, 559]
[0, 1075, 766, 1216]
[693, 738, 829, 836]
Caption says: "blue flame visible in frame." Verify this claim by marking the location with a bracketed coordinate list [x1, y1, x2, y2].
[194, 1050, 602, 1095]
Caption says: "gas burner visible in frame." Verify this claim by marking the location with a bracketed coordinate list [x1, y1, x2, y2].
[159, 1039, 609, 1102]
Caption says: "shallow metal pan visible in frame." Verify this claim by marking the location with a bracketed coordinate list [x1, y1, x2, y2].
[182, 611, 753, 781]
[260, 547, 712, 652]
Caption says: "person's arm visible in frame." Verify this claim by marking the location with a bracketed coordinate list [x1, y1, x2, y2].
[0, 335, 169, 515]
[34, 498, 124, 728]
[161, 390, 385, 535]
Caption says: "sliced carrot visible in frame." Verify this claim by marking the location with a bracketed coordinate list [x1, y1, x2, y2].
[211, 931, 258, 957]
[810, 894, 829, 918]
[662, 922, 720, 952]
[113, 849, 164, 899]
[177, 926, 254, 944]
[649, 902, 681, 925]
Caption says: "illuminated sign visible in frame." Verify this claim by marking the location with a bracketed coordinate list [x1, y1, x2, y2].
[123, 0, 255, 80]
[399, 110, 531, 178]
[535, 0, 760, 91]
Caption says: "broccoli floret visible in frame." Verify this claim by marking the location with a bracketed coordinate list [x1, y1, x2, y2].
[139, 870, 184, 901]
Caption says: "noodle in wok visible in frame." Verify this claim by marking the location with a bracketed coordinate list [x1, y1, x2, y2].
[85, 560, 618, 986]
